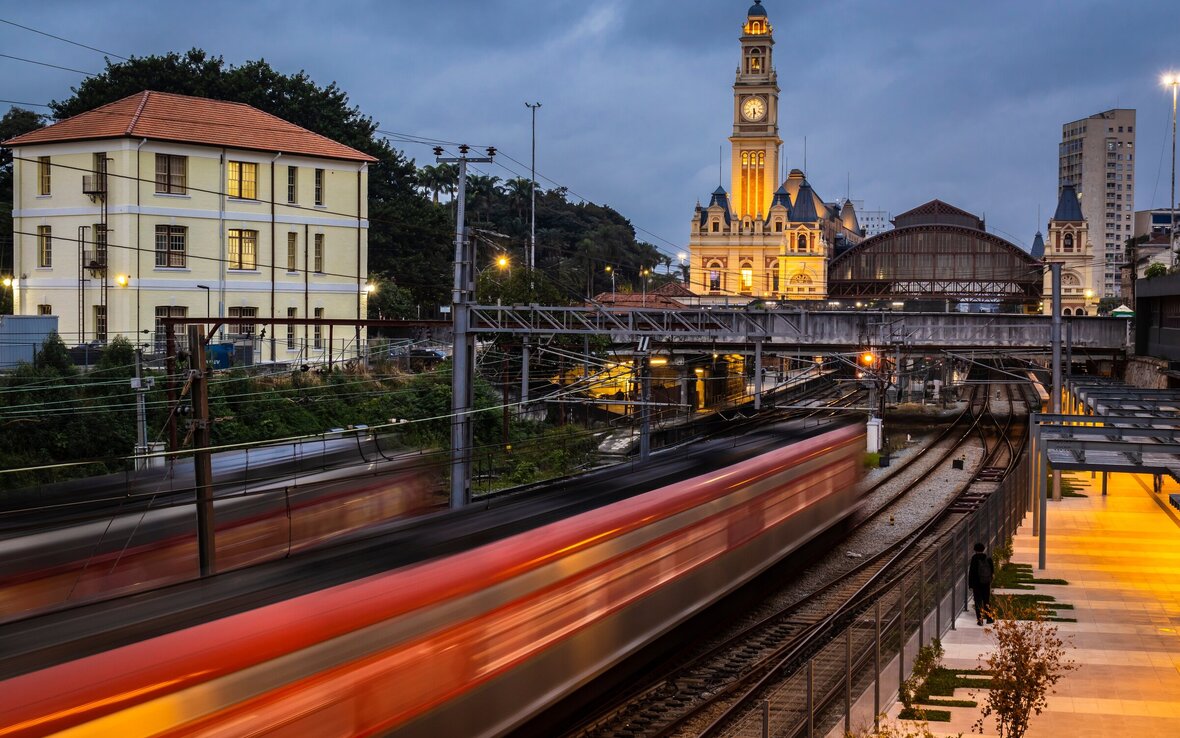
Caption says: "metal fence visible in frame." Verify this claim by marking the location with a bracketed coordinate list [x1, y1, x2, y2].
[719, 454, 1030, 738]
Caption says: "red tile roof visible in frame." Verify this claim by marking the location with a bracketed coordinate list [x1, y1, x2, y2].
[590, 292, 686, 309]
[3, 91, 377, 162]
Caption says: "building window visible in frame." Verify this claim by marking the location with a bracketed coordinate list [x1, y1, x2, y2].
[797, 234, 807, 252]
[227, 160, 258, 199]
[314, 233, 324, 273]
[1063, 233, 1074, 252]
[228, 229, 258, 270]
[228, 306, 257, 337]
[37, 225, 52, 267]
[94, 305, 107, 342]
[154, 306, 187, 353]
[314, 168, 324, 205]
[286, 307, 297, 350]
[740, 267, 753, 293]
[287, 232, 298, 272]
[155, 154, 187, 194]
[155, 225, 187, 268]
[37, 304, 51, 316]
[313, 307, 324, 349]
[92, 152, 108, 192]
[92, 224, 108, 268]
[774, 221, 783, 232]
[37, 156, 50, 195]
[708, 268, 722, 292]
[287, 166, 298, 204]
[711, 221, 719, 233]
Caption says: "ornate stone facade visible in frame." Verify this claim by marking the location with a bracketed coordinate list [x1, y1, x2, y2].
[687, 1, 862, 303]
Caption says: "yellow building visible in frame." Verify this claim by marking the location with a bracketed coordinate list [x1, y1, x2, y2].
[1041, 184, 1097, 315]
[688, 0, 862, 303]
[4, 91, 375, 362]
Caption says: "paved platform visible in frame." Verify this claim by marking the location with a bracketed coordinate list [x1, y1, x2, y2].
[890, 470, 1180, 736]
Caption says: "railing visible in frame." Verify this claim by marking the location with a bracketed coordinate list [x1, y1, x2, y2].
[716, 454, 1030, 737]
[81, 173, 107, 196]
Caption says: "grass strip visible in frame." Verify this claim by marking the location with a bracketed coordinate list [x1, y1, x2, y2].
[899, 708, 951, 722]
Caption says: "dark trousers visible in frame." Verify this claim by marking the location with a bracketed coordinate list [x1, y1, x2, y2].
[972, 585, 991, 621]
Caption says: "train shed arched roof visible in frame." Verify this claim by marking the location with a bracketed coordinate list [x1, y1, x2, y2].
[828, 200, 1042, 304]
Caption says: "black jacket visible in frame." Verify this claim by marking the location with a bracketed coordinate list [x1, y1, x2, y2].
[969, 552, 994, 589]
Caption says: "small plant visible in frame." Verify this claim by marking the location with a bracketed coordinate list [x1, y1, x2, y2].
[974, 598, 1077, 738]
[992, 537, 1014, 569]
[1145, 262, 1168, 279]
[899, 640, 944, 718]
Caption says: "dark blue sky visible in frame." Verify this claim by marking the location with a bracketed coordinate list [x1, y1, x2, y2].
[4, 0, 1180, 257]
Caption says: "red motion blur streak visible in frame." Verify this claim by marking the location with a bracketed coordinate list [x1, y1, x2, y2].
[0, 425, 863, 737]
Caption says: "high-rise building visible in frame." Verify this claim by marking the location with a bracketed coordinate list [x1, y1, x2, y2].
[1058, 108, 1135, 298]
[843, 200, 891, 237]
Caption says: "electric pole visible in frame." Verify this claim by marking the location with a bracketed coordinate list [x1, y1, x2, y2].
[188, 325, 216, 576]
[526, 102, 541, 290]
[435, 144, 496, 509]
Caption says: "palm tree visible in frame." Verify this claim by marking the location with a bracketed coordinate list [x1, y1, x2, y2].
[503, 177, 533, 222]
[466, 174, 501, 223]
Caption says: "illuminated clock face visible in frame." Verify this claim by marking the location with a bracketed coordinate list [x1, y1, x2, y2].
[741, 96, 766, 122]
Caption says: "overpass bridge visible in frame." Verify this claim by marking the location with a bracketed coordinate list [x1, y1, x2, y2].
[467, 306, 1129, 355]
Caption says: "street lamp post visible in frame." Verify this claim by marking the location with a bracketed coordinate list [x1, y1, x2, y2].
[197, 284, 211, 320]
[525, 102, 541, 288]
[677, 251, 687, 284]
[641, 267, 651, 306]
[605, 265, 615, 293]
[1166, 74, 1179, 270]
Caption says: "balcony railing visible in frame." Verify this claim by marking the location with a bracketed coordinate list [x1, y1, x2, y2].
[82, 250, 107, 271]
[82, 174, 107, 196]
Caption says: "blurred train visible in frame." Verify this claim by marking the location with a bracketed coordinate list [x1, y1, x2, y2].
[0, 422, 865, 738]
[0, 435, 436, 624]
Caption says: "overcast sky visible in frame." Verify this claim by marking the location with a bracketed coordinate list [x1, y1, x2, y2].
[4, 0, 1180, 257]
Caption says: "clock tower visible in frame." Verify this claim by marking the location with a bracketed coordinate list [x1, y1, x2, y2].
[730, 0, 781, 220]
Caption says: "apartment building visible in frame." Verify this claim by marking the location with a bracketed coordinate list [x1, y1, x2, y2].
[1058, 108, 1135, 298]
[3, 91, 376, 362]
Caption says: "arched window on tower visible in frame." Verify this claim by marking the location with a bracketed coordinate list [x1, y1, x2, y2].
[797, 234, 808, 253]
[746, 49, 763, 74]
[740, 262, 754, 293]
[1063, 233, 1074, 253]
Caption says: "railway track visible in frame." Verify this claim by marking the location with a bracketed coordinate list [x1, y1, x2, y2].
[565, 374, 1028, 738]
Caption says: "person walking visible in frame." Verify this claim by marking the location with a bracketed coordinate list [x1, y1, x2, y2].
[968, 542, 994, 625]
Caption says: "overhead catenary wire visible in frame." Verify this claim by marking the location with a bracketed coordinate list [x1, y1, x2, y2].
[0, 18, 128, 60]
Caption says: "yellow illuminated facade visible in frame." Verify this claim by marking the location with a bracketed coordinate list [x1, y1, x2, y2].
[688, 0, 862, 303]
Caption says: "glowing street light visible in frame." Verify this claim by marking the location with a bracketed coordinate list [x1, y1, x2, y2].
[604, 264, 615, 293]
[860, 351, 877, 368]
[496, 255, 509, 270]
[640, 267, 652, 306]
[115, 274, 129, 287]
[365, 282, 377, 294]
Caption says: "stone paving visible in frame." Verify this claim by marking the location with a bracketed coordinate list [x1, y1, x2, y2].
[891, 470, 1180, 737]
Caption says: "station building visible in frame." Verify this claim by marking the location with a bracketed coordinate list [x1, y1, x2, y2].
[3, 91, 376, 362]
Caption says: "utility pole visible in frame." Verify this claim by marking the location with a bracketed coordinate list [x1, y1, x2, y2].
[133, 346, 151, 470]
[526, 102, 541, 290]
[435, 144, 496, 509]
[188, 325, 216, 577]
